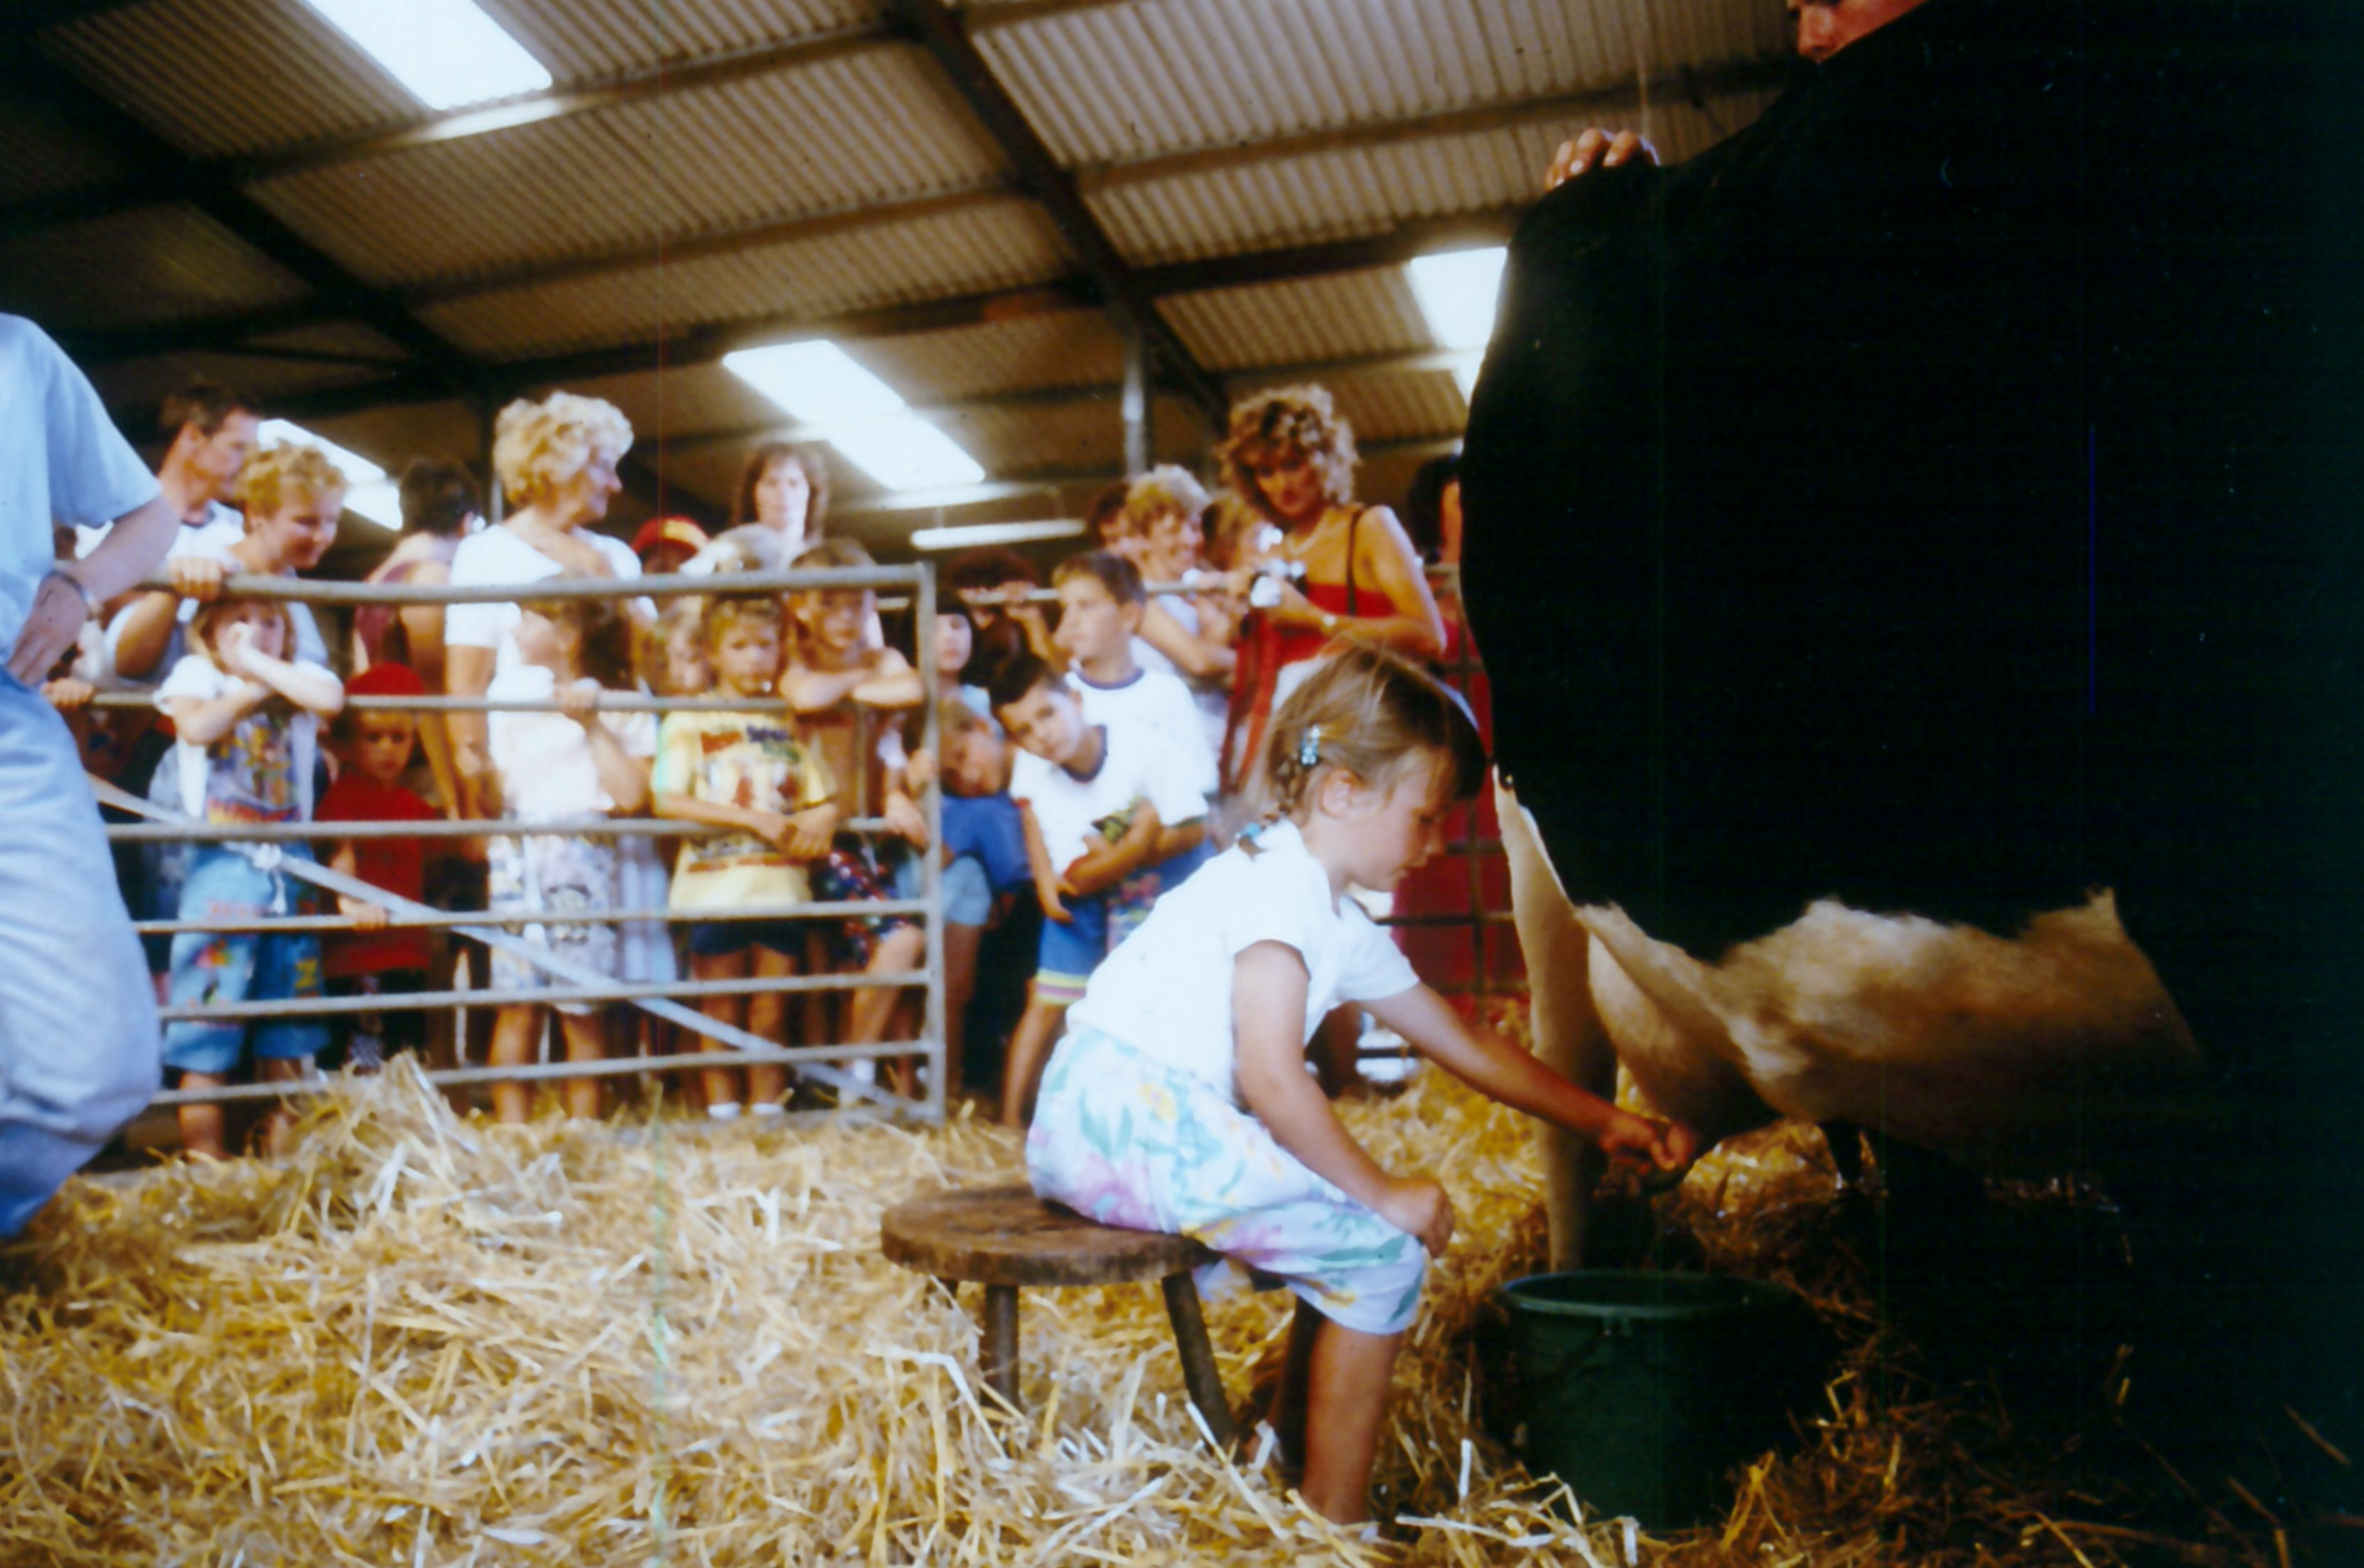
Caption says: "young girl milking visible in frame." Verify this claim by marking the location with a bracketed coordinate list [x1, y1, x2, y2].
[1026, 645, 1690, 1526]
[483, 581, 657, 1124]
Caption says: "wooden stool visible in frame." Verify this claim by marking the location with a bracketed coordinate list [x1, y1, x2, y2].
[880, 1183, 1237, 1446]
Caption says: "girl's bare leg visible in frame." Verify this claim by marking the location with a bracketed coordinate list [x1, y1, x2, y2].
[1299, 1312, 1404, 1525]
[557, 1011, 606, 1120]
[999, 988, 1066, 1128]
[692, 947, 749, 1111]
[746, 945, 797, 1107]
[851, 924, 925, 1094]
[942, 921, 984, 1104]
[257, 1056, 312, 1156]
[488, 1004, 540, 1123]
[177, 1072, 229, 1160]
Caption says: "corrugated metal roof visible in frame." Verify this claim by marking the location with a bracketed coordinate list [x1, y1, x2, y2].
[304, 399, 492, 471]
[1321, 368, 1467, 446]
[560, 364, 789, 447]
[0, 95, 138, 205]
[415, 198, 1073, 360]
[1092, 94, 1772, 267]
[851, 311, 1127, 402]
[1156, 268, 1431, 372]
[0, 204, 311, 331]
[41, 0, 420, 161]
[85, 349, 389, 426]
[977, 0, 1784, 166]
[480, 0, 886, 84]
[249, 44, 1004, 288]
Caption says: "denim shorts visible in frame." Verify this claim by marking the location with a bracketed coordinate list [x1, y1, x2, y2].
[942, 853, 992, 926]
[163, 846, 328, 1076]
[685, 917, 810, 960]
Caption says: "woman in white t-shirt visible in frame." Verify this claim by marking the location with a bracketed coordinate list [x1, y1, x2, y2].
[1026, 645, 1688, 1529]
[446, 393, 674, 1021]
[446, 392, 645, 812]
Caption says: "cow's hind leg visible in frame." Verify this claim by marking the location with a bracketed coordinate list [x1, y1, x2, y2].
[1497, 774, 1618, 1269]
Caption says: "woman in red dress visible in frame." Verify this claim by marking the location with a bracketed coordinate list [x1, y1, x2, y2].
[1214, 385, 1445, 795]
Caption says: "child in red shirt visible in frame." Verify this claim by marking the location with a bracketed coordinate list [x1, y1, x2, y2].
[316, 662, 440, 1071]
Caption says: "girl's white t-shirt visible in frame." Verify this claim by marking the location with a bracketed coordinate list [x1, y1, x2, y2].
[1066, 817, 1418, 1105]
[445, 525, 643, 687]
[154, 654, 328, 822]
[490, 702, 658, 822]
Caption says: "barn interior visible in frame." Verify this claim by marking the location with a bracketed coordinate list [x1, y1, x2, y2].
[2, 1, 2360, 1564]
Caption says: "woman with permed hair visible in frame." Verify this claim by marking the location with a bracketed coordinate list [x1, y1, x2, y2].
[445, 392, 645, 818]
[1215, 385, 1444, 793]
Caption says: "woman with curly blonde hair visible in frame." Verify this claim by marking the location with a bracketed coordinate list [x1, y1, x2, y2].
[1215, 385, 1444, 791]
[445, 392, 645, 817]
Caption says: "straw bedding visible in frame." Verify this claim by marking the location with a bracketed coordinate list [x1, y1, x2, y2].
[0, 1055, 2292, 1566]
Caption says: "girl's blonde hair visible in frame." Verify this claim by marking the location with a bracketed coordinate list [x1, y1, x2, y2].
[1261, 642, 1486, 820]
[517, 574, 636, 691]
[1216, 385, 1358, 525]
[643, 595, 708, 696]
[1117, 464, 1213, 541]
[235, 443, 347, 519]
[189, 595, 298, 673]
[493, 392, 633, 508]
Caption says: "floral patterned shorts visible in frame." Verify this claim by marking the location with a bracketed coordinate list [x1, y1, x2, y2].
[1026, 1026, 1427, 1335]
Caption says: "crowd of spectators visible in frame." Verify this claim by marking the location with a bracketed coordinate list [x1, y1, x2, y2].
[43, 372, 1473, 1153]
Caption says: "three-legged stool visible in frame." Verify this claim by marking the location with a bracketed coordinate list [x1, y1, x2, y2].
[879, 1183, 1237, 1446]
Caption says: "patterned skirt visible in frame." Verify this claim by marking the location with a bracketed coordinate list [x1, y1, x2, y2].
[1026, 1026, 1427, 1336]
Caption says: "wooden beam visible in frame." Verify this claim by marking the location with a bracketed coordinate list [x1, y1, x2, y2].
[883, 0, 1227, 422]
[0, 0, 144, 39]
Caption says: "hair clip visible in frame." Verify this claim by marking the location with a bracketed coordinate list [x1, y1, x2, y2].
[1297, 724, 1323, 770]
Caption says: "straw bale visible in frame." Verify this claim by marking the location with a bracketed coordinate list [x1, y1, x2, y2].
[1, 1056, 2280, 1566]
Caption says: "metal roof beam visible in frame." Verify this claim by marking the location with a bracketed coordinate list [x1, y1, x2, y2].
[46, 55, 1776, 368]
[226, 25, 897, 184]
[883, 0, 1227, 424]
[191, 218, 1530, 423]
[0, 24, 902, 232]
[662, 347, 1488, 454]
[1077, 59, 1793, 193]
[832, 434, 1464, 521]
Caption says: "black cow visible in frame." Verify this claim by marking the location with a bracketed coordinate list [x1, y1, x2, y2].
[1459, 0, 2363, 1352]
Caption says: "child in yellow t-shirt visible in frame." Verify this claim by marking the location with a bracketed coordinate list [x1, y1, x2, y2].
[652, 594, 835, 1117]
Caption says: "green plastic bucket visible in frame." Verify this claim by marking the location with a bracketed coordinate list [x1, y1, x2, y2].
[1496, 1270, 1827, 1527]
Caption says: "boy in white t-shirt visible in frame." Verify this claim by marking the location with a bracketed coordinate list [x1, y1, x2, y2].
[1051, 549, 1220, 808]
[989, 651, 1206, 1125]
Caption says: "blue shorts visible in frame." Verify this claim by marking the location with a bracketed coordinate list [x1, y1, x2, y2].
[163, 847, 328, 1076]
[943, 854, 992, 926]
[685, 917, 810, 960]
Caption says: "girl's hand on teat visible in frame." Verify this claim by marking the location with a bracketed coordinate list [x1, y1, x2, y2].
[1377, 1176, 1454, 1257]
[1599, 1108, 1696, 1174]
[556, 677, 603, 727]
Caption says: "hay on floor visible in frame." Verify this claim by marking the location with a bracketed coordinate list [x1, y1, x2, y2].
[1, 1056, 2293, 1565]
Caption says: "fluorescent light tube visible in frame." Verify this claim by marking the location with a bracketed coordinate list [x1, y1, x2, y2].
[910, 520, 1086, 551]
[724, 341, 987, 492]
[1407, 247, 1508, 350]
[297, 0, 552, 110]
